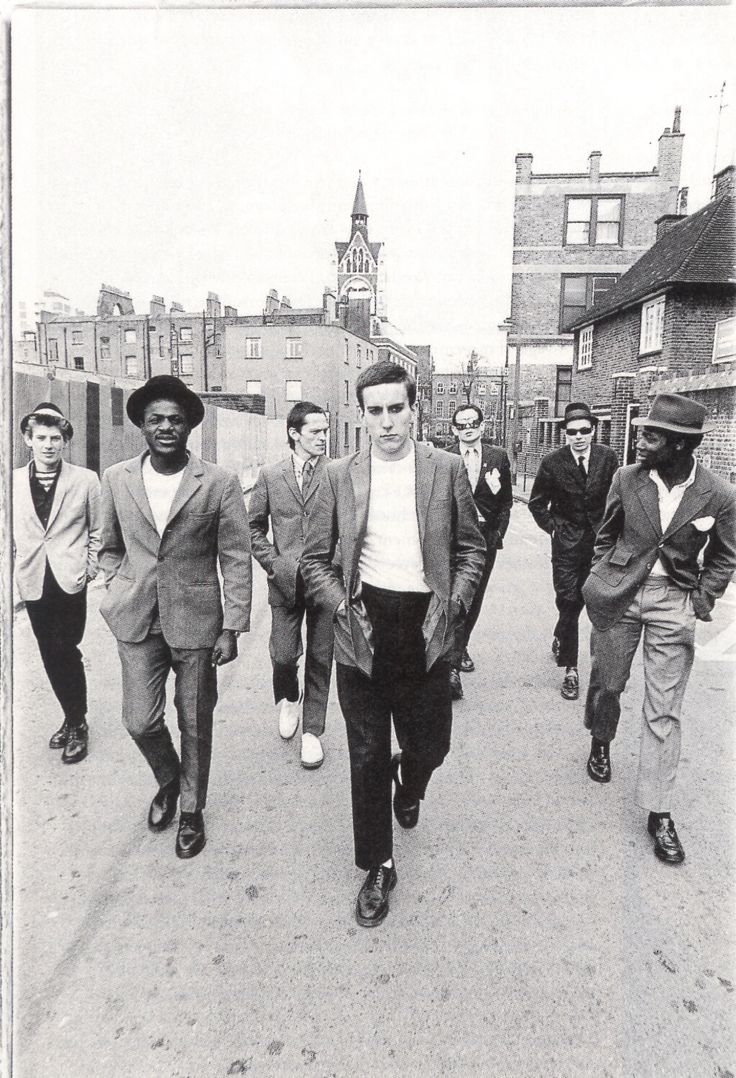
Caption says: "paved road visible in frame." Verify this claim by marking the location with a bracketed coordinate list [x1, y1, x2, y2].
[9, 505, 736, 1077]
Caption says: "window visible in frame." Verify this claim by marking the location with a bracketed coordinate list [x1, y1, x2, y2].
[286, 379, 302, 401]
[245, 337, 262, 359]
[344, 380, 350, 404]
[73, 356, 84, 370]
[640, 296, 665, 355]
[48, 339, 59, 362]
[125, 355, 138, 376]
[345, 339, 349, 364]
[159, 336, 165, 357]
[449, 399, 456, 416]
[344, 422, 350, 449]
[435, 401, 444, 417]
[180, 327, 192, 343]
[180, 354, 193, 376]
[72, 330, 83, 345]
[124, 329, 136, 344]
[245, 380, 262, 395]
[560, 274, 618, 331]
[555, 365, 573, 415]
[286, 337, 303, 359]
[100, 337, 111, 360]
[578, 326, 594, 370]
[449, 381, 458, 394]
[565, 196, 623, 246]
[713, 316, 736, 364]
[478, 383, 487, 395]
[436, 382, 445, 394]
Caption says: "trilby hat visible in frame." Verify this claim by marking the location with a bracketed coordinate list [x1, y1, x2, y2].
[564, 402, 596, 427]
[631, 393, 713, 436]
[126, 375, 205, 428]
[20, 401, 74, 440]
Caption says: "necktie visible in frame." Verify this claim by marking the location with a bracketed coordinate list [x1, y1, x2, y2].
[464, 448, 479, 490]
[301, 460, 314, 499]
[577, 456, 587, 483]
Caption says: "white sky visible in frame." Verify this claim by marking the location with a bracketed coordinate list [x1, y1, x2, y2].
[10, 6, 736, 372]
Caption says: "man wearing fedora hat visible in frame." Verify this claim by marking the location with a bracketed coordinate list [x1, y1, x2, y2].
[582, 393, 736, 863]
[529, 402, 619, 701]
[13, 402, 101, 763]
[98, 376, 252, 859]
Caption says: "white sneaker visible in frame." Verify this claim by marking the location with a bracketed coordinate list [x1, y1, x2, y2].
[300, 733, 324, 770]
[278, 697, 301, 740]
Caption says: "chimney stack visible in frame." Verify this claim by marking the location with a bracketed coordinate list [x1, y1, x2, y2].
[206, 292, 221, 318]
[150, 295, 165, 317]
[588, 151, 602, 183]
[515, 153, 533, 184]
[712, 165, 735, 199]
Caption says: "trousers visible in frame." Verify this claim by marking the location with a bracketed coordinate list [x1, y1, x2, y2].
[25, 562, 88, 727]
[452, 529, 497, 665]
[552, 531, 596, 668]
[270, 574, 334, 736]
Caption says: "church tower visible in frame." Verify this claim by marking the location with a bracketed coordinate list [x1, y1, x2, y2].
[335, 173, 384, 316]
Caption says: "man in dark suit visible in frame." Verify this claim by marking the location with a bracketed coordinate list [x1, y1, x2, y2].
[301, 362, 485, 927]
[582, 393, 736, 864]
[447, 403, 512, 699]
[528, 402, 618, 701]
[99, 376, 252, 860]
[249, 402, 333, 770]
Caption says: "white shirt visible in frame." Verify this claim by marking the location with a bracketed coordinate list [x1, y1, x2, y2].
[358, 443, 430, 593]
[142, 456, 186, 537]
[648, 460, 697, 577]
[461, 444, 481, 491]
[571, 445, 592, 474]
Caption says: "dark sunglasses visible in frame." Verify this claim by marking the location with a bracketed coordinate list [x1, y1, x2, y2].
[566, 426, 592, 435]
[454, 420, 481, 430]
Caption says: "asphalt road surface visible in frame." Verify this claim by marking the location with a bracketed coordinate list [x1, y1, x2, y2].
[9, 504, 736, 1077]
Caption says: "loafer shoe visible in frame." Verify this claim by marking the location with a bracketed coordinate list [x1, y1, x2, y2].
[449, 667, 463, 701]
[176, 811, 206, 860]
[587, 739, 611, 783]
[300, 732, 324, 770]
[148, 779, 180, 832]
[561, 668, 579, 701]
[49, 721, 71, 750]
[459, 649, 475, 674]
[355, 864, 397, 928]
[648, 814, 685, 864]
[61, 723, 88, 764]
[278, 696, 301, 740]
[391, 753, 420, 829]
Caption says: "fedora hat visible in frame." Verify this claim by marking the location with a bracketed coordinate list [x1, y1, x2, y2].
[631, 393, 713, 436]
[20, 401, 74, 440]
[563, 402, 596, 427]
[127, 375, 205, 428]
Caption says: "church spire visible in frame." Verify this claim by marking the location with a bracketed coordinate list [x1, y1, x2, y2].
[351, 171, 368, 237]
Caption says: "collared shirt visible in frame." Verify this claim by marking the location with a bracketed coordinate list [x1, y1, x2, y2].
[291, 451, 313, 493]
[571, 445, 592, 475]
[648, 459, 697, 577]
[461, 444, 481, 492]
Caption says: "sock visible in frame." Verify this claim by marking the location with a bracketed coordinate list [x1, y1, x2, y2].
[381, 858, 393, 869]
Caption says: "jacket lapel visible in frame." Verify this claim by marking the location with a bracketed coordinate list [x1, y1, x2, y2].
[303, 456, 326, 505]
[124, 453, 158, 534]
[634, 469, 663, 538]
[44, 460, 71, 533]
[415, 443, 437, 547]
[349, 449, 372, 584]
[280, 457, 302, 504]
[167, 454, 204, 526]
[662, 464, 713, 539]
[565, 445, 586, 490]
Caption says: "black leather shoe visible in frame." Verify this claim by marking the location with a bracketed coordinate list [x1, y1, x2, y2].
[561, 668, 579, 700]
[391, 753, 420, 829]
[61, 723, 88, 764]
[648, 814, 685, 864]
[148, 779, 180, 832]
[175, 811, 206, 859]
[459, 649, 475, 674]
[587, 739, 611, 783]
[355, 864, 397, 927]
[449, 667, 463, 701]
[49, 721, 71, 750]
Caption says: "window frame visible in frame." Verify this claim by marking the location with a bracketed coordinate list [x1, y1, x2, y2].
[179, 327, 193, 343]
[285, 337, 303, 360]
[578, 326, 594, 371]
[712, 316, 736, 364]
[124, 328, 137, 345]
[245, 337, 262, 359]
[285, 379, 302, 402]
[563, 195, 624, 247]
[639, 295, 666, 356]
[245, 379, 262, 396]
[559, 273, 619, 332]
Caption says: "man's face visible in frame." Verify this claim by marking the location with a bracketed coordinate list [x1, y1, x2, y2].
[24, 422, 66, 470]
[635, 427, 676, 471]
[141, 398, 191, 458]
[361, 382, 415, 461]
[291, 413, 328, 460]
[452, 408, 483, 447]
[565, 420, 594, 456]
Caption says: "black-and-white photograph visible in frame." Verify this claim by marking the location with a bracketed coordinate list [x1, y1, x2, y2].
[4, 4, 736, 1075]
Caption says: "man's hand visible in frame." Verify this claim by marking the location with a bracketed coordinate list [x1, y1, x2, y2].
[212, 629, 239, 667]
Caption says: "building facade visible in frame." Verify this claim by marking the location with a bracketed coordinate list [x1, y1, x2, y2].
[430, 364, 506, 447]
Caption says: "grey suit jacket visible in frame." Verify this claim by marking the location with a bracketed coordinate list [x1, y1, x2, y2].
[582, 462, 736, 631]
[98, 451, 252, 648]
[249, 455, 327, 607]
[301, 442, 486, 677]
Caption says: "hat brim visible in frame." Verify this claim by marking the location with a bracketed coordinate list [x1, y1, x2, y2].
[631, 416, 714, 435]
[20, 409, 74, 439]
[126, 383, 205, 428]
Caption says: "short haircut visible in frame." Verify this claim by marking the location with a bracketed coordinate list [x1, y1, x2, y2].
[356, 361, 416, 409]
[286, 401, 327, 450]
[24, 414, 72, 441]
[452, 403, 483, 427]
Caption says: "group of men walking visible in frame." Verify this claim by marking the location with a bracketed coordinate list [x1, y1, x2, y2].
[13, 362, 736, 925]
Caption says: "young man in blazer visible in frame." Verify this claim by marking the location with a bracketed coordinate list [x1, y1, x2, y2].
[528, 402, 618, 701]
[582, 393, 736, 864]
[301, 362, 485, 927]
[13, 402, 100, 764]
[249, 401, 333, 769]
[447, 402, 513, 699]
[98, 376, 252, 860]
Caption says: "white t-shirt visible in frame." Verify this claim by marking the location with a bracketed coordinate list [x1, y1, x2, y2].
[142, 456, 186, 537]
[648, 460, 697, 577]
[358, 443, 430, 593]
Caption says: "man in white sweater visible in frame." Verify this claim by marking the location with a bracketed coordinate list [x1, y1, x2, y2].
[302, 362, 484, 927]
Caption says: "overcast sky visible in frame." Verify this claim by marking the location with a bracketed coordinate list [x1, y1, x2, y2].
[11, 6, 736, 371]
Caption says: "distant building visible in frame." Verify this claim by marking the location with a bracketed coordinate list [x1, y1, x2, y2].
[431, 362, 505, 447]
[408, 344, 434, 441]
[333, 172, 386, 317]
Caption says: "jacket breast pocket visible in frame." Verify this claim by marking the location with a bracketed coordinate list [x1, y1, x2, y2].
[590, 548, 633, 588]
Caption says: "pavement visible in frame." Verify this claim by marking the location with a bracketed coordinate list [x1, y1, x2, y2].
[9, 507, 736, 1078]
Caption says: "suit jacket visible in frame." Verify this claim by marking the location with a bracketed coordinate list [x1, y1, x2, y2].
[300, 442, 486, 677]
[249, 455, 327, 607]
[582, 462, 736, 631]
[528, 443, 619, 553]
[448, 442, 512, 549]
[98, 452, 252, 648]
[13, 460, 101, 600]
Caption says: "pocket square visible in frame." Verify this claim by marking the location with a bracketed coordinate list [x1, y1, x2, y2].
[691, 516, 715, 532]
[485, 468, 501, 495]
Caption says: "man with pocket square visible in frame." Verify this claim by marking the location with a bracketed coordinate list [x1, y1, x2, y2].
[582, 393, 736, 864]
[447, 404, 512, 700]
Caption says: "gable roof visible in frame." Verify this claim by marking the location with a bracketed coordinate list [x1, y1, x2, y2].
[569, 193, 736, 330]
[335, 239, 382, 262]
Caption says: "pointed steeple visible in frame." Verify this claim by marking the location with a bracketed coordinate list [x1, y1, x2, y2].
[351, 171, 368, 238]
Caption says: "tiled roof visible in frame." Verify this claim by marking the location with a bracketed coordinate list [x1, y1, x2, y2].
[569, 194, 736, 330]
[334, 240, 382, 262]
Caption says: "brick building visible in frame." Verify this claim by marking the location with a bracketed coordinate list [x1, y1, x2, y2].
[430, 362, 505, 447]
[408, 344, 433, 441]
[568, 166, 736, 480]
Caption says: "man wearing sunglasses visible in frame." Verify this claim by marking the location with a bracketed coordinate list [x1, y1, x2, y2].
[447, 404, 512, 699]
[528, 402, 618, 701]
